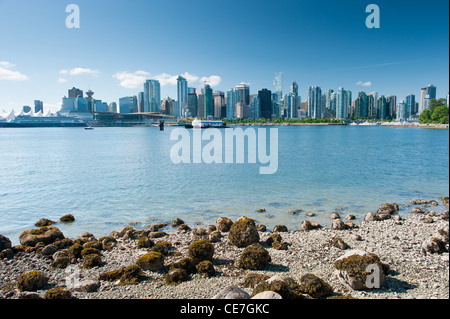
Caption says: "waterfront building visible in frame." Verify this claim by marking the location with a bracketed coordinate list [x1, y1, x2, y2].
[68, 87, 83, 99]
[204, 85, 213, 118]
[119, 96, 138, 114]
[336, 87, 350, 119]
[161, 97, 173, 116]
[61, 97, 75, 113]
[235, 83, 250, 106]
[197, 93, 205, 118]
[144, 80, 161, 113]
[138, 92, 145, 113]
[354, 91, 368, 119]
[108, 102, 117, 113]
[273, 72, 283, 100]
[213, 91, 225, 119]
[258, 89, 272, 119]
[177, 76, 188, 118]
[368, 92, 378, 118]
[406, 94, 416, 117]
[94, 101, 108, 112]
[377, 95, 388, 120]
[307, 86, 322, 119]
[397, 100, 407, 121]
[187, 93, 198, 118]
[226, 89, 236, 119]
[250, 95, 260, 120]
[421, 84, 437, 113]
[75, 96, 87, 112]
[387, 95, 397, 119]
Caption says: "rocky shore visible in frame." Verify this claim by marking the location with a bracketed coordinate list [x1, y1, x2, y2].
[0, 197, 448, 300]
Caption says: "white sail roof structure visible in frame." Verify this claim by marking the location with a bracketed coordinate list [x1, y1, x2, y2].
[6, 110, 16, 121]
[34, 110, 43, 117]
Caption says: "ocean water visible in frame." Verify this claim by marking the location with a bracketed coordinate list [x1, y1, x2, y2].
[0, 126, 448, 245]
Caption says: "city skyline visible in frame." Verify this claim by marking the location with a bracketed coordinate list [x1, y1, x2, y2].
[0, 0, 449, 113]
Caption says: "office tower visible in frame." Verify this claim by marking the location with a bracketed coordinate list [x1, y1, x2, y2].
[377, 96, 388, 120]
[177, 76, 188, 118]
[108, 102, 117, 113]
[354, 92, 368, 119]
[234, 83, 250, 106]
[161, 97, 173, 116]
[307, 86, 322, 119]
[75, 96, 87, 112]
[34, 100, 44, 114]
[144, 79, 161, 113]
[94, 101, 108, 112]
[273, 72, 283, 99]
[420, 87, 427, 113]
[226, 89, 236, 119]
[336, 87, 350, 119]
[187, 93, 198, 118]
[204, 85, 213, 118]
[68, 87, 83, 99]
[406, 94, 416, 117]
[325, 89, 335, 112]
[368, 92, 378, 117]
[119, 96, 138, 114]
[387, 95, 397, 119]
[61, 97, 75, 112]
[422, 84, 437, 112]
[250, 95, 260, 120]
[258, 89, 272, 119]
[397, 100, 407, 122]
[138, 92, 144, 113]
[291, 82, 299, 96]
[213, 91, 225, 119]
[197, 93, 205, 118]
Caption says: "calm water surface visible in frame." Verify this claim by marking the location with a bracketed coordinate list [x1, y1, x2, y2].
[0, 126, 448, 245]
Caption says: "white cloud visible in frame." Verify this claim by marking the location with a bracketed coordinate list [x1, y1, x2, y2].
[0, 61, 29, 81]
[200, 75, 222, 87]
[153, 73, 179, 86]
[58, 78, 67, 83]
[59, 67, 99, 76]
[356, 81, 372, 87]
[113, 71, 150, 89]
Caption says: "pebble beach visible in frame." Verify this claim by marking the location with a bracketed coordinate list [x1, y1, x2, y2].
[0, 197, 449, 300]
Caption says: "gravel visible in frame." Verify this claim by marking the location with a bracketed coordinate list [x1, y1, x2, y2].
[0, 209, 448, 300]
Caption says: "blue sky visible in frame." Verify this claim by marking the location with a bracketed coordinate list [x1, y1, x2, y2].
[0, 0, 448, 113]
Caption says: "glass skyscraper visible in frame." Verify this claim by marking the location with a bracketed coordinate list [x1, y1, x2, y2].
[308, 86, 322, 119]
[226, 89, 235, 119]
[144, 80, 161, 113]
[177, 76, 188, 118]
[336, 87, 350, 119]
[204, 85, 213, 118]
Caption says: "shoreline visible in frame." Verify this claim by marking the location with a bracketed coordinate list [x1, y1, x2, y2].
[0, 197, 448, 300]
[229, 123, 449, 129]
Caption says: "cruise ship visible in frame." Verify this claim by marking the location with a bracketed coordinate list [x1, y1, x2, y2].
[0, 114, 87, 128]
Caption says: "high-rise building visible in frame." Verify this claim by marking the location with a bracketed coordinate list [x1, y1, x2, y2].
[204, 85, 213, 118]
[177, 76, 188, 118]
[387, 95, 397, 119]
[368, 92, 378, 117]
[68, 87, 83, 99]
[187, 93, 198, 118]
[144, 80, 161, 113]
[161, 97, 173, 115]
[354, 92, 368, 119]
[108, 102, 117, 113]
[138, 92, 145, 113]
[258, 89, 272, 119]
[34, 100, 44, 114]
[119, 96, 138, 114]
[213, 91, 225, 119]
[397, 100, 407, 122]
[406, 94, 416, 117]
[234, 83, 250, 106]
[325, 89, 335, 112]
[336, 87, 350, 119]
[307, 86, 322, 119]
[197, 93, 205, 118]
[273, 72, 283, 100]
[61, 97, 75, 113]
[421, 84, 437, 113]
[75, 96, 87, 112]
[377, 96, 388, 120]
[250, 95, 260, 120]
[226, 89, 235, 119]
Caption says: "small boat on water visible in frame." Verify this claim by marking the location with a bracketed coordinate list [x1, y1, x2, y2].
[84, 126, 94, 130]
[191, 118, 227, 129]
